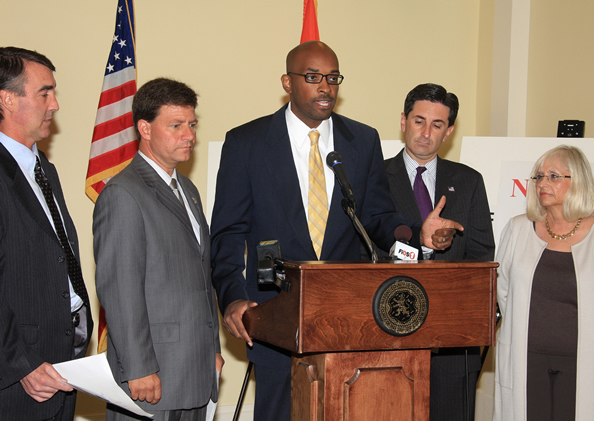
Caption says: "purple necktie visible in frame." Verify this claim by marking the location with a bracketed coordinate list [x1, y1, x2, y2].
[414, 166, 433, 221]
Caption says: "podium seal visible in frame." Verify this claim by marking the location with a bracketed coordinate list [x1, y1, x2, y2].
[372, 276, 429, 336]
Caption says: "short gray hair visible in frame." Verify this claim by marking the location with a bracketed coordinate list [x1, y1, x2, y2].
[526, 145, 594, 221]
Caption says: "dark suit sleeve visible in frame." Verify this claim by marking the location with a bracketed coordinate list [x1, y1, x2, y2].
[0, 155, 82, 389]
[0, 298, 45, 389]
[210, 130, 253, 313]
[0, 207, 39, 387]
[460, 172, 495, 261]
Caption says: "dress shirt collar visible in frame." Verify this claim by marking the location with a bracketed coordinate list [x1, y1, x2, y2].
[137, 151, 201, 245]
[0, 131, 41, 173]
[138, 150, 179, 185]
[285, 102, 332, 149]
[403, 148, 437, 181]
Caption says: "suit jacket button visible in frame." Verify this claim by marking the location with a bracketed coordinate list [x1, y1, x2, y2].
[208, 322, 213, 328]
[58, 256, 65, 263]
[65, 329, 72, 336]
[63, 291, 70, 299]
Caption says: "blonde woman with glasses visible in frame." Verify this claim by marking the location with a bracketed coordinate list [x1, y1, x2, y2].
[495, 145, 594, 420]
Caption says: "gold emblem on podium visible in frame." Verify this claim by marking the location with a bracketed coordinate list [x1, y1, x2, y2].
[372, 276, 429, 336]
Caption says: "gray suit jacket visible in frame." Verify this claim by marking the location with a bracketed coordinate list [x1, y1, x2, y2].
[0, 144, 92, 419]
[94, 153, 220, 411]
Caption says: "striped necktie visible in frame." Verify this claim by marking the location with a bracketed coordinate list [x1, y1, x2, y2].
[307, 130, 328, 259]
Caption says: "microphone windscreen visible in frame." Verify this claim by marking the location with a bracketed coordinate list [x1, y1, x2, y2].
[394, 225, 413, 243]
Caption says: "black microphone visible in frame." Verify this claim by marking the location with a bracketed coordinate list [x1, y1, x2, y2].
[256, 240, 281, 262]
[326, 151, 356, 209]
[256, 240, 289, 291]
[326, 151, 378, 262]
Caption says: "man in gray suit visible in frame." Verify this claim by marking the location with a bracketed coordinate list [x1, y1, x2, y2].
[0, 46, 92, 420]
[384, 83, 495, 420]
[94, 78, 223, 420]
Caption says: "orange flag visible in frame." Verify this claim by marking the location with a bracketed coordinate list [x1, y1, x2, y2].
[300, 0, 320, 43]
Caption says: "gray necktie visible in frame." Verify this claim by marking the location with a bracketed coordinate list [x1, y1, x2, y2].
[169, 178, 185, 206]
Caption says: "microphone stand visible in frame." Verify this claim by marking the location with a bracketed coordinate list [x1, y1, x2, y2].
[341, 198, 377, 263]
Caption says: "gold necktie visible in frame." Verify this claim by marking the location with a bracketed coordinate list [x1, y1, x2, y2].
[307, 130, 328, 259]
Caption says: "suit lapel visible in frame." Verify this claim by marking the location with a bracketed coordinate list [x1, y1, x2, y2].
[178, 176, 207, 255]
[263, 107, 314, 255]
[435, 156, 454, 207]
[41, 152, 79, 249]
[131, 155, 196, 240]
[0, 144, 61, 246]
[386, 149, 423, 223]
[322, 114, 357, 257]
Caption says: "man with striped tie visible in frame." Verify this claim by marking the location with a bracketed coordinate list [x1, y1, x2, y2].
[210, 42, 463, 421]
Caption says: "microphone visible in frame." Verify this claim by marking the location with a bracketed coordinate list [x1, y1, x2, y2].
[394, 226, 413, 243]
[326, 151, 377, 262]
[256, 240, 281, 262]
[256, 240, 289, 291]
[390, 225, 419, 261]
[326, 151, 356, 209]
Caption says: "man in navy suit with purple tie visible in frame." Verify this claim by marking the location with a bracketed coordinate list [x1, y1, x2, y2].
[384, 83, 495, 420]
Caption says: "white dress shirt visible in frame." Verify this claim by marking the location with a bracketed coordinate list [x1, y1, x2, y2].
[403, 149, 438, 257]
[285, 102, 336, 220]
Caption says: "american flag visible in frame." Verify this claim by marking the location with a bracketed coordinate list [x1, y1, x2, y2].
[85, 0, 138, 202]
[88, 0, 137, 353]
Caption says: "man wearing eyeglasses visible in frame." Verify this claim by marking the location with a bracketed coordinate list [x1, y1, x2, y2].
[210, 42, 463, 421]
[383, 83, 495, 420]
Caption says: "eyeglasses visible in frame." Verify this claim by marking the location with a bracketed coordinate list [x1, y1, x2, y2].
[529, 174, 571, 183]
[287, 72, 344, 85]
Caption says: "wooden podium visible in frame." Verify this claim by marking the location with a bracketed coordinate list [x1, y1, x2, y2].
[243, 260, 498, 421]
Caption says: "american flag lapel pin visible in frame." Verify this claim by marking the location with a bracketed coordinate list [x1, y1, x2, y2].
[448, 186, 455, 192]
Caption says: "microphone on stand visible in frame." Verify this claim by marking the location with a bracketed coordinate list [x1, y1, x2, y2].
[325, 151, 377, 263]
[326, 151, 356, 211]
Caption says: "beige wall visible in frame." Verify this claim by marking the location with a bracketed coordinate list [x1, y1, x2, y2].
[526, 0, 594, 138]
[3, 0, 591, 417]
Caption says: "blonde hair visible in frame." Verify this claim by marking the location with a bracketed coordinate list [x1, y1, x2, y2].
[526, 145, 594, 221]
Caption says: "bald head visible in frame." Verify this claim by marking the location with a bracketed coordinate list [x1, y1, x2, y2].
[281, 41, 341, 128]
[286, 41, 339, 73]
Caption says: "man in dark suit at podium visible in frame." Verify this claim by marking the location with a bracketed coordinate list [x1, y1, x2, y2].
[210, 43, 464, 421]
[384, 83, 495, 420]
